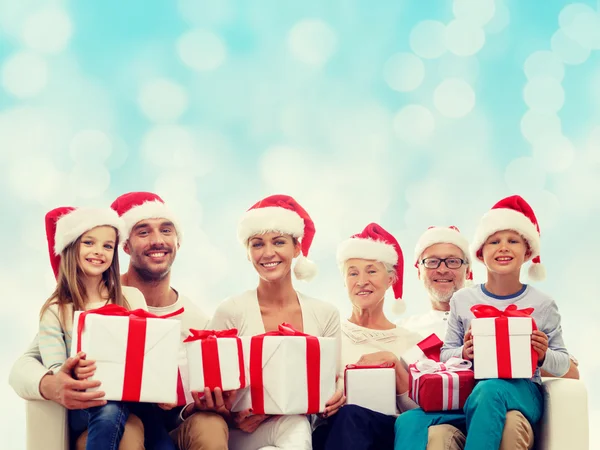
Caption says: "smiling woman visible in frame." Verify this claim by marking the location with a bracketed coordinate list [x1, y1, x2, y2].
[209, 194, 342, 450]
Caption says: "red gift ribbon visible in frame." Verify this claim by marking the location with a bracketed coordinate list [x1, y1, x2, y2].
[183, 329, 246, 390]
[471, 304, 538, 378]
[416, 333, 443, 362]
[250, 323, 321, 414]
[76, 304, 183, 402]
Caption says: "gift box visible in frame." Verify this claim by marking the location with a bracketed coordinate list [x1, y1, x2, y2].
[71, 304, 181, 403]
[409, 358, 474, 412]
[231, 323, 337, 415]
[344, 364, 396, 415]
[184, 329, 246, 392]
[401, 333, 443, 365]
[470, 304, 538, 379]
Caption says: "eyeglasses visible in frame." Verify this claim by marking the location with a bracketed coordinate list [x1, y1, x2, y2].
[420, 257, 466, 270]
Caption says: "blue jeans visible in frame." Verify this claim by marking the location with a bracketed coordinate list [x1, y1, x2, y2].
[69, 401, 129, 450]
[394, 379, 543, 450]
[313, 404, 396, 450]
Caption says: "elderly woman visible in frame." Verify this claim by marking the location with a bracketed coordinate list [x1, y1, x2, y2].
[210, 194, 344, 450]
[312, 223, 423, 450]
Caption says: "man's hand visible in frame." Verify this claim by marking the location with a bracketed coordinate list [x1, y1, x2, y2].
[40, 352, 107, 410]
[182, 387, 237, 420]
[231, 408, 270, 433]
[531, 330, 549, 364]
[462, 328, 474, 360]
[356, 351, 397, 367]
[73, 354, 96, 380]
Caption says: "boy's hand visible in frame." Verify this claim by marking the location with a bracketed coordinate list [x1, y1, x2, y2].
[158, 402, 177, 410]
[531, 330, 549, 364]
[73, 352, 97, 380]
[462, 328, 474, 360]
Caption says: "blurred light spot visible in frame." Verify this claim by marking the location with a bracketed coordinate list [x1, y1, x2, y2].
[523, 77, 564, 113]
[1, 51, 47, 98]
[8, 157, 63, 202]
[559, 3, 600, 49]
[551, 29, 590, 65]
[142, 125, 195, 166]
[524, 51, 564, 81]
[527, 190, 561, 230]
[410, 20, 446, 59]
[453, 0, 495, 27]
[177, 29, 227, 71]
[70, 130, 112, 163]
[22, 7, 72, 54]
[437, 54, 480, 84]
[445, 20, 485, 56]
[139, 78, 188, 123]
[177, 0, 232, 26]
[68, 164, 111, 199]
[434, 78, 476, 118]
[504, 157, 546, 194]
[383, 53, 425, 92]
[288, 19, 337, 66]
[260, 146, 312, 191]
[520, 110, 562, 144]
[485, 0, 510, 34]
[393, 105, 435, 145]
[532, 134, 575, 173]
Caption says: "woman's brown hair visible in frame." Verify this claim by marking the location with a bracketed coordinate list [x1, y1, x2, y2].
[39, 227, 129, 326]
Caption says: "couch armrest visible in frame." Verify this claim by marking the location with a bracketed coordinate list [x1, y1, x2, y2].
[26, 400, 68, 450]
[537, 378, 588, 450]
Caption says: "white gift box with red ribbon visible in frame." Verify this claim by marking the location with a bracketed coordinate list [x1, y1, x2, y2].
[71, 305, 181, 403]
[184, 329, 246, 392]
[344, 364, 397, 415]
[231, 324, 337, 415]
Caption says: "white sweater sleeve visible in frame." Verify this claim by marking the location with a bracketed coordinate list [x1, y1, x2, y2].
[8, 335, 51, 401]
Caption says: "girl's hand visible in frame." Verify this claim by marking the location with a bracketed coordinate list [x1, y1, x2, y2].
[462, 328, 474, 360]
[231, 408, 270, 433]
[73, 353, 97, 380]
[531, 330, 549, 364]
[319, 389, 345, 419]
[158, 402, 177, 410]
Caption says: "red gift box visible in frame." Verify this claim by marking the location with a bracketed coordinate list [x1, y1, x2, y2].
[409, 358, 475, 412]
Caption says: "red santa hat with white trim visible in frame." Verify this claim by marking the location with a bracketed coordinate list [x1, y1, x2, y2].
[414, 226, 473, 285]
[471, 195, 545, 281]
[110, 192, 182, 243]
[237, 194, 317, 281]
[45, 206, 125, 279]
[336, 223, 405, 314]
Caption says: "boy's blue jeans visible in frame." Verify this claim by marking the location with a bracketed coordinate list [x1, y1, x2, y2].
[70, 401, 129, 450]
[70, 402, 176, 450]
[394, 379, 543, 450]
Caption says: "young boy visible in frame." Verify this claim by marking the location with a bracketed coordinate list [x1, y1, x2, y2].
[394, 195, 570, 450]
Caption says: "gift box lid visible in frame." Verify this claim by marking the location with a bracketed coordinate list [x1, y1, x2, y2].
[471, 317, 533, 336]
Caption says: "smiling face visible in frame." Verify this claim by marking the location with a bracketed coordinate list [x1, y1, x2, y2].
[247, 232, 301, 283]
[479, 229, 531, 276]
[419, 243, 469, 303]
[344, 258, 393, 311]
[77, 226, 117, 278]
[124, 218, 179, 281]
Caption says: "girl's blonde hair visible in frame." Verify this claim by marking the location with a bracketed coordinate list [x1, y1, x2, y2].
[39, 228, 129, 326]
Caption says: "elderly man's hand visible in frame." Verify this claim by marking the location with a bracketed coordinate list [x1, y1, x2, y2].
[40, 352, 107, 410]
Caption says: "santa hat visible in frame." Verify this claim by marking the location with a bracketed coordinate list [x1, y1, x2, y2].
[46, 206, 125, 278]
[110, 192, 182, 242]
[414, 226, 473, 285]
[471, 195, 545, 281]
[237, 194, 317, 281]
[336, 223, 405, 314]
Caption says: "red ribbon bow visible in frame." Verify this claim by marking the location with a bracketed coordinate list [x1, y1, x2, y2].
[183, 328, 246, 391]
[250, 323, 321, 414]
[76, 304, 183, 402]
[470, 304, 538, 378]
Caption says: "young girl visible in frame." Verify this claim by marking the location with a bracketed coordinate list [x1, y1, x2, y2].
[208, 194, 343, 450]
[39, 206, 172, 450]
